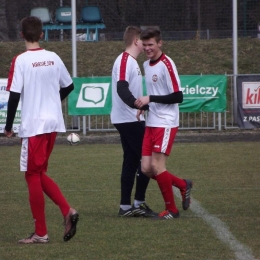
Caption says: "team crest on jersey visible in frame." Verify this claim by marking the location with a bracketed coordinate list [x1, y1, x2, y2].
[152, 74, 158, 82]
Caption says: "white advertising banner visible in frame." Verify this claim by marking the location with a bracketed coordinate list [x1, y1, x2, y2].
[0, 79, 21, 133]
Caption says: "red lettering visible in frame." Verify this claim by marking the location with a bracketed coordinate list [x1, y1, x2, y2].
[246, 88, 253, 104]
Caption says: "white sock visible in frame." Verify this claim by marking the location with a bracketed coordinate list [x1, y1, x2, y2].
[134, 200, 145, 208]
[120, 205, 131, 210]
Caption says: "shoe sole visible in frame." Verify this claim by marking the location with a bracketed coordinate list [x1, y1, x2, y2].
[182, 181, 193, 210]
[18, 239, 49, 244]
[118, 213, 133, 217]
[152, 213, 180, 220]
[134, 212, 158, 218]
[152, 215, 180, 220]
[63, 213, 79, 242]
[132, 207, 158, 218]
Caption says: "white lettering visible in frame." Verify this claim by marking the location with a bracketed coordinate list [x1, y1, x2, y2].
[181, 85, 218, 97]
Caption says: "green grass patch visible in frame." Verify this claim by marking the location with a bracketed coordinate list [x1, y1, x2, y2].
[1, 38, 260, 78]
[0, 142, 259, 259]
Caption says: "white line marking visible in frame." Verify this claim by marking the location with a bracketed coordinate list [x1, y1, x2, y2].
[174, 187, 255, 260]
[0, 187, 257, 259]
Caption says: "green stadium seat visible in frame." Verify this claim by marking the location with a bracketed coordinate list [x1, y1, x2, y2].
[80, 6, 104, 24]
[55, 7, 72, 24]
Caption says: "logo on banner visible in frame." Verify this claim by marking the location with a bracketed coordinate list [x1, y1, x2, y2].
[181, 85, 219, 98]
[242, 82, 260, 108]
[76, 83, 110, 108]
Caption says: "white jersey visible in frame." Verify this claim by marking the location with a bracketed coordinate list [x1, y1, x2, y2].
[7, 48, 73, 137]
[143, 53, 181, 128]
[110, 52, 144, 124]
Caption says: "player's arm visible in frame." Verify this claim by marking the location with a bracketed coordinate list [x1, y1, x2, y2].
[137, 91, 183, 106]
[117, 80, 149, 110]
[5, 91, 20, 132]
[150, 91, 183, 104]
[60, 83, 74, 101]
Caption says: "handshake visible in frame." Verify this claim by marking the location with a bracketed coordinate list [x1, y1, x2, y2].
[134, 96, 150, 109]
[134, 96, 150, 121]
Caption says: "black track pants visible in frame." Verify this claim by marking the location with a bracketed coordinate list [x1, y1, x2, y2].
[114, 121, 150, 205]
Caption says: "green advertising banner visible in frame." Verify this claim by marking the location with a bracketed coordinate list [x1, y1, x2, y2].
[69, 77, 112, 115]
[69, 75, 227, 115]
[179, 75, 227, 112]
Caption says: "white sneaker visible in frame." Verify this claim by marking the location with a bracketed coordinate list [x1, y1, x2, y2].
[18, 233, 49, 244]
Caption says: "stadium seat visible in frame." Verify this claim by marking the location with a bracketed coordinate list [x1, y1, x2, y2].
[80, 6, 104, 41]
[42, 6, 106, 41]
[80, 6, 104, 23]
[30, 7, 52, 24]
[55, 7, 72, 24]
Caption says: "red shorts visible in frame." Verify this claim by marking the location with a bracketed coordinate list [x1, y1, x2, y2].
[20, 132, 57, 173]
[142, 127, 178, 156]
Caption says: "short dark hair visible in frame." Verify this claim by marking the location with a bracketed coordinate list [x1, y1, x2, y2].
[123, 26, 142, 47]
[21, 16, 42, 43]
[140, 28, 161, 43]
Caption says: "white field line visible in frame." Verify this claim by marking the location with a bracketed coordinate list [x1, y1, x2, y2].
[0, 187, 257, 259]
[173, 187, 255, 260]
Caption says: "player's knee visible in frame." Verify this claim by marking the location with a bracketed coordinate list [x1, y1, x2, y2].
[141, 164, 150, 174]
[141, 164, 155, 178]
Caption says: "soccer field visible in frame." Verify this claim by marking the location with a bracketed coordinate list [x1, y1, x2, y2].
[0, 141, 259, 260]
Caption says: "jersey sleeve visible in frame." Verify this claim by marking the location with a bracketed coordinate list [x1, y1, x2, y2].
[162, 57, 181, 93]
[6, 55, 24, 93]
[56, 54, 73, 88]
[116, 52, 131, 83]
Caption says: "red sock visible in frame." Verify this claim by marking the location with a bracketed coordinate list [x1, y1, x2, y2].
[156, 171, 178, 213]
[41, 172, 70, 217]
[169, 173, 186, 189]
[25, 173, 47, 236]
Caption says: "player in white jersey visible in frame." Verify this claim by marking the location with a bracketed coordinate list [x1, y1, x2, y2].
[136, 28, 193, 220]
[4, 16, 79, 243]
[110, 26, 156, 217]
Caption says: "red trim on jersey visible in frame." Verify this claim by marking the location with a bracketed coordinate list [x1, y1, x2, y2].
[27, 48, 44, 51]
[161, 54, 180, 92]
[6, 55, 20, 91]
[119, 52, 129, 81]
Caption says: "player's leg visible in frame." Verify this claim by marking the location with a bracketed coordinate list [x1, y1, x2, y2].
[40, 132, 70, 216]
[114, 123, 137, 216]
[122, 127, 156, 217]
[19, 135, 49, 243]
[128, 122, 151, 208]
[40, 132, 78, 242]
[150, 127, 180, 219]
[124, 126, 157, 217]
[141, 127, 155, 178]
[160, 127, 193, 210]
[152, 152, 179, 214]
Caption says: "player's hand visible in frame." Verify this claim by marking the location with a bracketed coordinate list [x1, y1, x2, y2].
[134, 99, 143, 109]
[136, 96, 150, 107]
[4, 129, 14, 138]
[136, 109, 144, 121]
